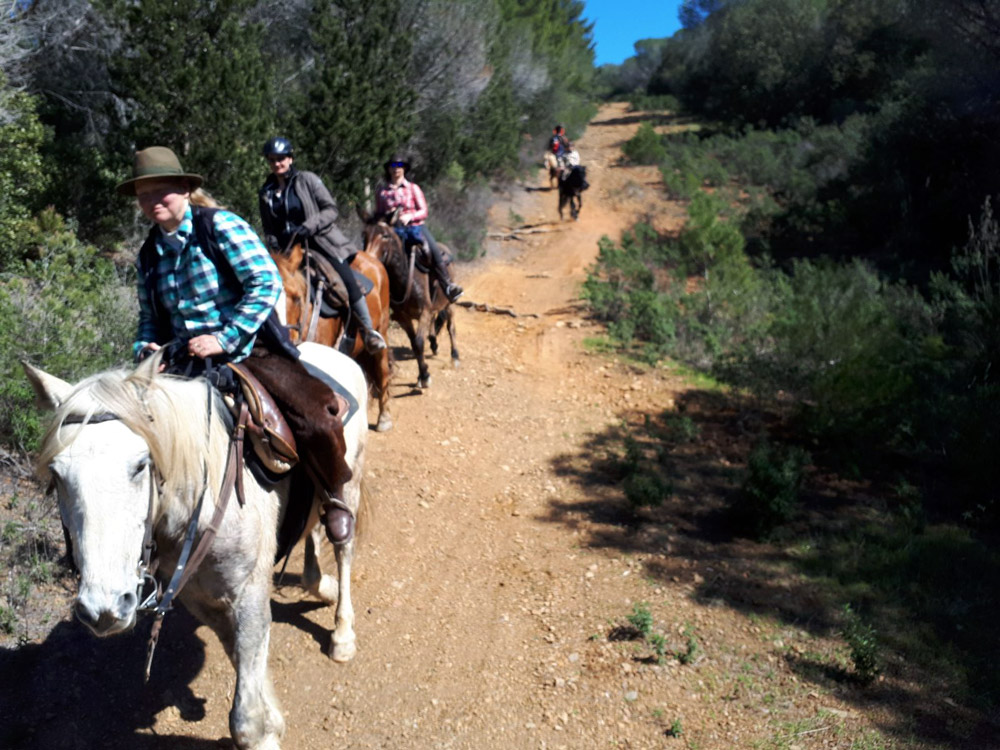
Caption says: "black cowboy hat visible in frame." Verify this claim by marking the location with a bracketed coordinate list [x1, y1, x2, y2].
[384, 154, 411, 172]
[116, 147, 204, 196]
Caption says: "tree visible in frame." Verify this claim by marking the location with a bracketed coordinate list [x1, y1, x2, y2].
[104, 0, 275, 220]
[291, 0, 414, 205]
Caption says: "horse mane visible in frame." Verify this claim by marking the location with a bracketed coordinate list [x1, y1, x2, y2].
[36, 365, 230, 503]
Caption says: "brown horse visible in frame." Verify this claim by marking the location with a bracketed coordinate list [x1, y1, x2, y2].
[270, 243, 394, 432]
[359, 216, 459, 388]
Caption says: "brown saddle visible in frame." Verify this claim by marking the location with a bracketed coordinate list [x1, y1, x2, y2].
[222, 363, 353, 475]
[303, 248, 375, 318]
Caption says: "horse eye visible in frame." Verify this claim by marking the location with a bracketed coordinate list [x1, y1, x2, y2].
[130, 457, 150, 482]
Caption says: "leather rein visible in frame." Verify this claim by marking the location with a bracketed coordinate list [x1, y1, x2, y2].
[62, 383, 251, 682]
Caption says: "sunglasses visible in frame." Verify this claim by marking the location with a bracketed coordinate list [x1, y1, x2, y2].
[389, 162, 406, 168]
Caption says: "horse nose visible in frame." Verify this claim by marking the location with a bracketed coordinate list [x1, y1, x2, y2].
[75, 589, 138, 634]
[74, 599, 101, 630]
[117, 590, 138, 619]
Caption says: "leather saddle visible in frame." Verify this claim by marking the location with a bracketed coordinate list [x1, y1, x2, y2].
[304, 249, 374, 318]
[403, 238, 453, 276]
[222, 363, 350, 475]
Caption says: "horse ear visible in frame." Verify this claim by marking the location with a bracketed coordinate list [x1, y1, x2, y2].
[22, 362, 72, 410]
[356, 203, 372, 223]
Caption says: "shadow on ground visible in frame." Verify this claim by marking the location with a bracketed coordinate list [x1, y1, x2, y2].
[544, 388, 1000, 749]
[0, 606, 220, 749]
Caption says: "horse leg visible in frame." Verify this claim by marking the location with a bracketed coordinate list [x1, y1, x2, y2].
[374, 347, 393, 432]
[442, 307, 460, 368]
[229, 576, 285, 749]
[400, 315, 431, 389]
[303, 517, 339, 604]
[327, 474, 362, 663]
[558, 190, 566, 221]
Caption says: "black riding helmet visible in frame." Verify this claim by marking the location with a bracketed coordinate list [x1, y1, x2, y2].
[263, 136, 294, 157]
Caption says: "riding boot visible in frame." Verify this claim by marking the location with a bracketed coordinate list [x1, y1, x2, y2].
[353, 296, 387, 354]
[423, 240, 463, 303]
[320, 494, 355, 545]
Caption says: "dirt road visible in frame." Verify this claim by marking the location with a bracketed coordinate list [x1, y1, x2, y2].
[3, 103, 915, 750]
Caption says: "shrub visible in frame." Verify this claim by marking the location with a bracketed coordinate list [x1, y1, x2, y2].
[731, 440, 810, 539]
[627, 602, 654, 637]
[628, 93, 681, 113]
[842, 604, 880, 684]
[0, 211, 135, 451]
[622, 122, 668, 165]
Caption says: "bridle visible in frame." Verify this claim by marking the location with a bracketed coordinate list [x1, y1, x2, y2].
[60, 382, 250, 681]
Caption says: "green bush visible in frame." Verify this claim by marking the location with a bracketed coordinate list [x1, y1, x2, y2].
[0, 210, 135, 451]
[0, 85, 47, 270]
[842, 604, 880, 684]
[621, 122, 668, 165]
[628, 93, 681, 112]
[730, 441, 810, 539]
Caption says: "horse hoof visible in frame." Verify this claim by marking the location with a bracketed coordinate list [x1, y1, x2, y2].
[451, 358, 460, 370]
[418, 376, 431, 389]
[329, 638, 357, 663]
[376, 414, 394, 432]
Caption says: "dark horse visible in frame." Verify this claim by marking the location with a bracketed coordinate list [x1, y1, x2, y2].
[558, 164, 588, 221]
[270, 243, 395, 431]
[359, 212, 459, 389]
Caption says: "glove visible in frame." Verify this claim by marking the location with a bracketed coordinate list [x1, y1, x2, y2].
[286, 223, 310, 238]
[264, 234, 280, 252]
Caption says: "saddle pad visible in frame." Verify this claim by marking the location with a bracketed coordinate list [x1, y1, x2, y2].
[298, 360, 360, 427]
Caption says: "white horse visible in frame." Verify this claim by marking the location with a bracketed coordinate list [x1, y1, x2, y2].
[24, 342, 368, 750]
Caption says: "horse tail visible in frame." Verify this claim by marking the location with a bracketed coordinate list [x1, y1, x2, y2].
[355, 477, 374, 545]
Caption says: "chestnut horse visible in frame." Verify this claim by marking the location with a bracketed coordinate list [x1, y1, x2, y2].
[360, 216, 459, 389]
[270, 244, 394, 432]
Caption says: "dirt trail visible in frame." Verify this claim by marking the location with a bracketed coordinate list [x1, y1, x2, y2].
[4, 103, 912, 750]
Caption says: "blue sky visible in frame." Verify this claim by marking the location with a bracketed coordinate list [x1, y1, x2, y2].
[584, 0, 684, 66]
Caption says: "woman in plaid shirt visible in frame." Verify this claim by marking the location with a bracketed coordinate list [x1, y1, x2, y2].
[119, 146, 356, 545]
[374, 155, 463, 303]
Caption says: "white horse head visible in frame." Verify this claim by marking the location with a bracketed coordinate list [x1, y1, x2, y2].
[26, 355, 223, 636]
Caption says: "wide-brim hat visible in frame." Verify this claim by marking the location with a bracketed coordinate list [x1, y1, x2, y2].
[116, 146, 204, 196]
[384, 154, 411, 172]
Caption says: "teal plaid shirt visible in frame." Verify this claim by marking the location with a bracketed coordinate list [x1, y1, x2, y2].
[134, 205, 281, 362]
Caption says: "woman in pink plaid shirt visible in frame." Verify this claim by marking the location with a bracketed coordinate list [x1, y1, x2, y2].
[374, 155, 463, 303]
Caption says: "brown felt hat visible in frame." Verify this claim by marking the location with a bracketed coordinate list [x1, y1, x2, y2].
[116, 146, 204, 196]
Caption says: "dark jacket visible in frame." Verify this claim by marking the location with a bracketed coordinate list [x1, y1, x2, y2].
[259, 169, 357, 262]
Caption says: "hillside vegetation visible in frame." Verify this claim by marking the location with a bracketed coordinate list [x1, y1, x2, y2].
[586, 0, 1000, 723]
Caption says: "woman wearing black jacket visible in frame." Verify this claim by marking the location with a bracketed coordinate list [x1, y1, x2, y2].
[259, 136, 386, 353]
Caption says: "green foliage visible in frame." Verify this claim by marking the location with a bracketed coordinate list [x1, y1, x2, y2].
[731, 441, 809, 539]
[668, 717, 684, 737]
[676, 624, 701, 664]
[104, 0, 275, 220]
[628, 94, 680, 113]
[627, 602, 654, 637]
[0, 84, 46, 269]
[621, 122, 667, 165]
[0, 210, 134, 451]
[293, 0, 414, 205]
[841, 604, 880, 684]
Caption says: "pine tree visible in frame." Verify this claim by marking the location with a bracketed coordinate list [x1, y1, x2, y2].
[290, 0, 415, 205]
[105, 0, 275, 220]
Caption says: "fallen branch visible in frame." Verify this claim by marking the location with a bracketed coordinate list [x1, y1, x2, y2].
[487, 226, 568, 240]
[453, 299, 540, 318]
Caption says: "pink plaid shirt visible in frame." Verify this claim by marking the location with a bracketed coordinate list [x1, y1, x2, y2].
[375, 179, 429, 225]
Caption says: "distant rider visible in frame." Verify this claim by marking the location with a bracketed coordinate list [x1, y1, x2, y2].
[259, 136, 386, 353]
[374, 155, 463, 303]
